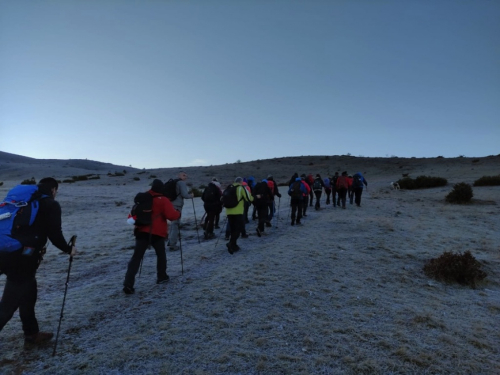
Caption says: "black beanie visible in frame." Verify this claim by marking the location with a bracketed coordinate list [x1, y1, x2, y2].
[151, 179, 164, 193]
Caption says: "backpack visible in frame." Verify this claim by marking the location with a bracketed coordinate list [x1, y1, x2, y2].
[202, 183, 220, 204]
[337, 176, 348, 190]
[253, 182, 270, 201]
[0, 185, 48, 271]
[313, 179, 323, 191]
[222, 184, 243, 208]
[288, 180, 303, 199]
[353, 174, 363, 188]
[130, 192, 155, 226]
[163, 178, 180, 201]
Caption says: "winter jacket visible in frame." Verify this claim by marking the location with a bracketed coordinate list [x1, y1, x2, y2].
[352, 173, 368, 189]
[135, 190, 181, 238]
[300, 180, 311, 197]
[171, 180, 192, 209]
[225, 183, 253, 215]
[336, 176, 351, 190]
[288, 178, 308, 199]
[252, 181, 273, 207]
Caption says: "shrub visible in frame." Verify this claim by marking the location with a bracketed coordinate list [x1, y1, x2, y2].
[446, 182, 473, 203]
[21, 178, 36, 185]
[199, 184, 207, 190]
[133, 177, 140, 181]
[190, 187, 203, 198]
[62, 179, 75, 183]
[72, 175, 88, 181]
[396, 175, 447, 190]
[0, 182, 3, 187]
[473, 175, 500, 186]
[423, 251, 487, 288]
[149, 175, 157, 179]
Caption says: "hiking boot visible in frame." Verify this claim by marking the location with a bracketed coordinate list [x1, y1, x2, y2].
[296, 220, 302, 225]
[241, 234, 249, 239]
[265, 222, 272, 227]
[123, 285, 135, 294]
[25, 332, 54, 345]
[291, 220, 295, 226]
[169, 245, 179, 251]
[203, 231, 208, 240]
[207, 232, 215, 239]
[256, 228, 262, 237]
[226, 242, 234, 255]
[157, 275, 170, 284]
[214, 225, 220, 229]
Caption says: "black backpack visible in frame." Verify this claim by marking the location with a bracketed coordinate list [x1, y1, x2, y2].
[202, 183, 220, 204]
[289, 180, 303, 199]
[163, 178, 180, 201]
[131, 192, 154, 226]
[313, 179, 323, 191]
[353, 174, 363, 188]
[221, 184, 242, 208]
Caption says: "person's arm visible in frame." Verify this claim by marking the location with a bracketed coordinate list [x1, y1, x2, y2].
[178, 181, 193, 199]
[163, 199, 181, 221]
[46, 201, 72, 254]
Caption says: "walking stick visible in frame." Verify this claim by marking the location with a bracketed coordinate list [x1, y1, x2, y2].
[179, 227, 184, 275]
[53, 235, 77, 357]
[275, 197, 281, 228]
[191, 199, 200, 244]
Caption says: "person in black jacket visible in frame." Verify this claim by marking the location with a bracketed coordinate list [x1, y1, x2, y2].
[0, 177, 77, 345]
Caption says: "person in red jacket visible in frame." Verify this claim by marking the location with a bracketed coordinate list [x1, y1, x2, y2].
[336, 171, 351, 209]
[123, 179, 181, 294]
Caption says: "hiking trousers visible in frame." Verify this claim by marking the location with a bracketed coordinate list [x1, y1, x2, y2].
[0, 276, 39, 336]
[337, 188, 348, 208]
[256, 204, 268, 232]
[290, 199, 303, 223]
[353, 187, 363, 206]
[227, 215, 243, 249]
[314, 191, 322, 210]
[124, 234, 167, 288]
[325, 188, 332, 204]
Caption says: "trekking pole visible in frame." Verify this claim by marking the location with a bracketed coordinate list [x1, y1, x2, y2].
[214, 216, 228, 249]
[53, 235, 77, 357]
[179, 227, 184, 275]
[275, 197, 281, 228]
[191, 199, 201, 244]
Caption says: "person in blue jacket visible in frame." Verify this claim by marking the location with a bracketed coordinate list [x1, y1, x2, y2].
[351, 172, 368, 207]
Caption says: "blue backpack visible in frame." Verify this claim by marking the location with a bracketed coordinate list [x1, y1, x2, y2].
[0, 185, 47, 255]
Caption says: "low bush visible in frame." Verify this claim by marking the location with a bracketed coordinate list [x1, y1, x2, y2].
[21, 178, 36, 185]
[190, 187, 203, 198]
[473, 175, 500, 186]
[396, 175, 447, 190]
[445, 182, 473, 204]
[72, 175, 88, 181]
[423, 251, 487, 288]
[133, 177, 140, 181]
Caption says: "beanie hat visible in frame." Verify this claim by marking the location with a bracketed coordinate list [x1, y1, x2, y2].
[151, 179, 164, 193]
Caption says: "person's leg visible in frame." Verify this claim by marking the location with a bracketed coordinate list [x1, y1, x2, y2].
[355, 188, 363, 206]
[257, 205, 267, 232]
[0, 279, 23, 332]
[315, 191, 321, 209]
[228, 215, 241, 250]
[206, 209, 216, 236]
[243, 201, 250, 223]
[239, 215, 247, 237]
[124, 236, 149, 289]
[151, 236, 168, 282]
[341, 189, 347, 208]
[325, 189, 331, 205]
[168, 219, 179, 247]
[290, 200, 297, 225]
[309, 190, 313, 206]
[18, 277, 39, 336]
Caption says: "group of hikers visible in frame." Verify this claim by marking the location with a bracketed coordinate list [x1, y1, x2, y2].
[0, 170, 367, 346]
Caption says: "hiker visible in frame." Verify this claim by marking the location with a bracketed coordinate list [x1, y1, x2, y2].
[324, 176, 332, 205]
[351, 172, 368, 207]
[331, 172, 339, 207]
[266, 175, 282, 225]
[0, 177, 77, 345]
[288, 172, 299, 187]
[288, 176, 308, 225]
[246, 176, 257, 221]
[336, 171, 351, 209]
[312, 174, 325, 210]
[166, 171, 193, 251]
[347, 175, 354, 204]
[225, 177, 253, 254]
[123, 179, 181, 294]
[300, 174, 311, 217]
[201, 179, 222, 240]
[306, 174, 314, 207]
[252, 179, 273, 236]
[242, 179, 252, 225]
[211, 178, 222, 229]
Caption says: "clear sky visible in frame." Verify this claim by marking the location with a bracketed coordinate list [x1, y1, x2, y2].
[1, 0, 498, 169]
